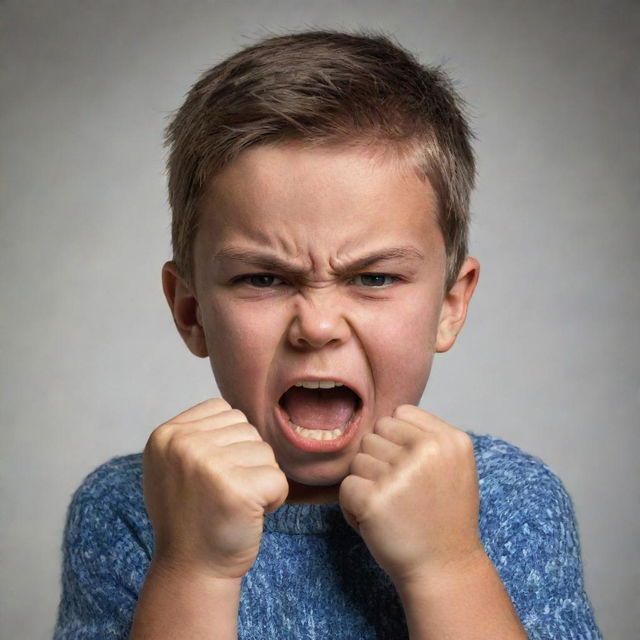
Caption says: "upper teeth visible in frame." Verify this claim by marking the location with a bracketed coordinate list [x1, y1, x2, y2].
[294, 380, 344, 389]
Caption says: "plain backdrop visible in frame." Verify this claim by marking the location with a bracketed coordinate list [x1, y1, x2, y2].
[1, 1, 638, 638]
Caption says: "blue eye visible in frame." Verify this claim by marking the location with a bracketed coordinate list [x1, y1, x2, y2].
[352, 274, 395, 287]
[237, 274, 284, 287]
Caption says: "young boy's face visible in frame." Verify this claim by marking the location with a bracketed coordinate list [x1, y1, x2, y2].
[164, 142, 478, 489]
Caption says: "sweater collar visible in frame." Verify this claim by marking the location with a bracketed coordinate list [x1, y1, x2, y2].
[263, 501, 351, 534]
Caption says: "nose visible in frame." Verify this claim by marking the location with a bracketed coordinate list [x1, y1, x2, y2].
[287, 289, 351, 350]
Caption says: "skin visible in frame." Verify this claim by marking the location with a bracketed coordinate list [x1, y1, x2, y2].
[132, 142, 527, 638]
[165, 141, 478, 500]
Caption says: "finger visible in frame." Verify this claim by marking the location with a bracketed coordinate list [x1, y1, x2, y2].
[205, 422, 263, 446]
[349, 451, 389, 481]
[168, 409, 250, 434]
[392, 404, 453, 435]
[222, 440, 279, 468]
[186, 409, 252, 432]
[373, 416, 424, 447]
[147, 410, 255, 460]
[234, 465, 289, 514]
[170, 397, 233, 424]
[339, 474, 375, 525]
[359, 432, 403, 463]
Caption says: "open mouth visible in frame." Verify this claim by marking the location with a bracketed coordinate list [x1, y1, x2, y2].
[277, 383, 362, 443]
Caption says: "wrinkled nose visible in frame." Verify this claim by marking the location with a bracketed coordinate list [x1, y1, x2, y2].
[287, 290, 351, 349]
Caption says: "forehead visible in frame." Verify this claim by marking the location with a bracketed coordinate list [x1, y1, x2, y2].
[194, 142, 443, 272]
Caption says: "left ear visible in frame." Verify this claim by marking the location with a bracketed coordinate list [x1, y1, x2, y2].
[435, 256, 480, 353]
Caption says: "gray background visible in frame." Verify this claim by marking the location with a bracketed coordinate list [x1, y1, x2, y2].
[1, 1, 638, 638]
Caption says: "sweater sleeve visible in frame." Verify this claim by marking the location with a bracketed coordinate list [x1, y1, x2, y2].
[479, 445, 602, 640]
[53, 455, 152, 640]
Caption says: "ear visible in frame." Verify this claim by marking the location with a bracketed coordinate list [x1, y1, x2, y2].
[161, 261, 208, 358]
[435, 257, 480, 353]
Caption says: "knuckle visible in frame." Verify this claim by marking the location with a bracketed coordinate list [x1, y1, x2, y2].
[257, 440, 276, 458]
[227, 408, 248, 424]
[455, 430, 474, 454]
[145, 423, 173, 453]
[392, 404, 414, 419]
[361, 433, 376, 446]
[270, 463, 286, 479]
[270, 463, 288, 483]
[414, 437, 439, 458]
[456, 429, 472, 446]
[209, 397, 232, 412]
[154, 422, 174, 440]
[229, 422, 261, 441]
[245, 424, 263, 441]
[350, 452, 363, 471]
[269, 467, 288, 493]
[165, 431, 196, 461]
[373, 416, 394, 434]
[338, 475, 356, 501]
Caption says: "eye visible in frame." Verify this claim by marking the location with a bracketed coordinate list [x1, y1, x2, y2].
[351, 273, 396, 287]
[235, 274, 285, 288]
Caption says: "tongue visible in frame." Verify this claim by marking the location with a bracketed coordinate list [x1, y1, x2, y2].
[281, 386, 358, 430]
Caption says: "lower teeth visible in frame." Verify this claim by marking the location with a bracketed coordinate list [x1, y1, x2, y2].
[292, 422, 346, 441]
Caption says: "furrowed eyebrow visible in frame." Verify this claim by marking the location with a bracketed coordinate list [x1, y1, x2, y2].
[213, 249, 308, 277]
[213, 246, 424, 276]
[340, 247, 425, 272]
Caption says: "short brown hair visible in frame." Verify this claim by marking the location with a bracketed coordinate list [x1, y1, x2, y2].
[165, 29, 476, 292]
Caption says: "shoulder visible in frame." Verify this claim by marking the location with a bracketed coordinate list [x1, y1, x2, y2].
[67, 453, 145, 521]
[62, 452, 151, 562]
[73, 452, 144, 497]
[464, 432, 593, 621]
[74, 453, 142, 493]
[468, 431, 569, 500]
[464, 437, 601, 637]
[466, 432, 577, 542]
[55, 454, 151, 638]
[468, 431, 553, 476]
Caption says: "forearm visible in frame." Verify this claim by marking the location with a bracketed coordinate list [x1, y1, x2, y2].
[129, 560, 241, 639]
[395, 551, 527, 640]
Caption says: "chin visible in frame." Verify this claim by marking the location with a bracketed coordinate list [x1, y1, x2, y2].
[284, 459, 351, 487]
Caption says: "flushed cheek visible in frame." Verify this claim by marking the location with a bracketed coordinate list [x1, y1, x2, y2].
[373, 346, 433, 413]
[365, 311, 436, 412]
[204, 300, 278, 413]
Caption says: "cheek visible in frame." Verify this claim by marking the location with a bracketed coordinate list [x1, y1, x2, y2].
[203, 299, 279, 397]
[380, 326, 434, 387]
[366, 299, 439, 403]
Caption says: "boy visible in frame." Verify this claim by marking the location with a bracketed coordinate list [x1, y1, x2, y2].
[54, 29, 602, 639]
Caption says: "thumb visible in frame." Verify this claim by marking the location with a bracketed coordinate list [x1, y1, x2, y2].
[257, 466, 290, 515]
[338, 477, 364, 535]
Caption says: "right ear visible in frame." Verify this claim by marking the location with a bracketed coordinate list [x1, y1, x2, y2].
[161, 261, 208, 358]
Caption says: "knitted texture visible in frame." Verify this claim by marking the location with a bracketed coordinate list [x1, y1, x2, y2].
[53, 433, 602, 639]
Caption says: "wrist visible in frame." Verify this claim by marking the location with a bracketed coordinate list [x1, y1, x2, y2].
[148, 556, 244, 591]
[131, 558, 241, 639]
[392, 549, 527, 639]
[392, 547, 490, 602]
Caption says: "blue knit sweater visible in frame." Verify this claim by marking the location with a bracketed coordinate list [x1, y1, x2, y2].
[53, 432, 602, 639]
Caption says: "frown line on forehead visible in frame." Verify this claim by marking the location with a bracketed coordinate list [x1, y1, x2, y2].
[212, 245, 425, 277]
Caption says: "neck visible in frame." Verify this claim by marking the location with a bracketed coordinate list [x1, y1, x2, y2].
[285, 478, 341, 504]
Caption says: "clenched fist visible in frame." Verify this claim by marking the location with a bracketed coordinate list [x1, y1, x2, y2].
[338, 404, 483, 587]
[143, 397, 289, 580]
